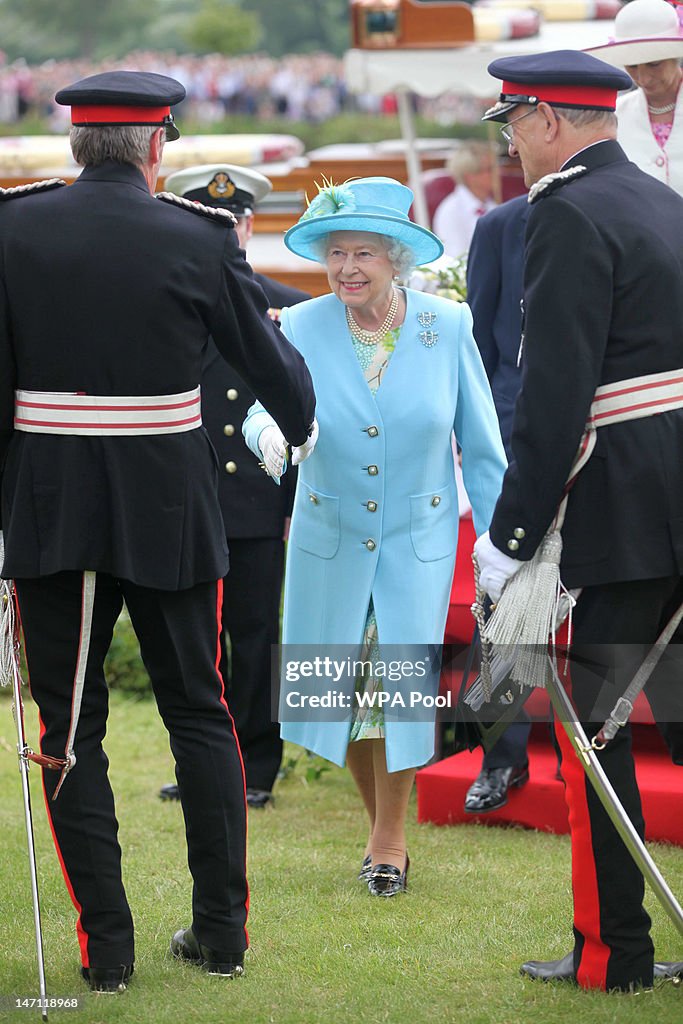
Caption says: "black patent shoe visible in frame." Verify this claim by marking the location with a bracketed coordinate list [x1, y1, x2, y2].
[170, 927, 244, 977]
[246, 788, 273, 809]
[159, 783, 180, 801]
[520, 951, 682, 986]
[81, 963, 133, 992]
[464, 762, 529, 814]
[520, 952, 575, 982]
[654, 961, 683, 983]
[368, 855, 409, 897]
[358, 854, 372, 881]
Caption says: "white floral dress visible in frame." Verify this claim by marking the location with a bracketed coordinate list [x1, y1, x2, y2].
[348, 324, 400, 742]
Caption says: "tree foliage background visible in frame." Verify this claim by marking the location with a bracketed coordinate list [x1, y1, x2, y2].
[0, 0, 352, 63]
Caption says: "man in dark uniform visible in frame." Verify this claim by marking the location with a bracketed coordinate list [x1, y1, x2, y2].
[0, 72, 316, 991]
[159, 164, 310, 808]
[463, 195, 532, 813]
[474, 51, 683, 991]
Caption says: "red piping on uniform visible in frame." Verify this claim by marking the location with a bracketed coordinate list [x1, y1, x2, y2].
[14, 591, 90, 966]
[16, 397, 200, 412]
[213, 578, 250, 944]
[556, 722, 609, 990]
[592, 372, 683, 403]
[14, 414, 202, 430]
[590, 393, 683, 422]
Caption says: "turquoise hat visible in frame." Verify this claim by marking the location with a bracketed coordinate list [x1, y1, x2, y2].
[284, 176, 443, 267]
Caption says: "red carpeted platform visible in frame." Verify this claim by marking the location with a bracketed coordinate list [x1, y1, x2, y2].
[422, 514, 683, 847]
[416, 728, 683, 846]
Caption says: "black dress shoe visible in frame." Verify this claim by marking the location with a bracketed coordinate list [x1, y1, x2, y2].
[368, 855, 409, 897]
[358, 854, 372, 881]
[159, 783, 180, 801]
[521, 952, 682, 985]
[654, 960, 683, 982]
[464, 762, 529, 814]
[81, 963, 133, 992]
[170, 927, 244, 977]
[520, 951, 575, 982]
[246, 788, 273, 808]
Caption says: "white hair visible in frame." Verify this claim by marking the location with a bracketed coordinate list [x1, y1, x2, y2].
[446, 141, 492, 184]
[555, 108, 617, 131]
[314, 232, 415, 276]
[70, 125, 158, 168]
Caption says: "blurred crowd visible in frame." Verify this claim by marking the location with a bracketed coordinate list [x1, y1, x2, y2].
[0, 49, 484, 128]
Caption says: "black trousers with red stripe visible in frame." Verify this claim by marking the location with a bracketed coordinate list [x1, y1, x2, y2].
[558, 574, 682, 991]
[15, 571, 249, 970]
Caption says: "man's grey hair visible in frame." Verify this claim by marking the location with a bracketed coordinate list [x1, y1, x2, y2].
[554, 107, 618, 132]
[70, 125, 158, 168]
[314, 233, 416, 277]
[446, 141, 492, 184]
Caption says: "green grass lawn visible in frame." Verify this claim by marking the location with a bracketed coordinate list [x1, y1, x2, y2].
[0, 690, 681, 1023]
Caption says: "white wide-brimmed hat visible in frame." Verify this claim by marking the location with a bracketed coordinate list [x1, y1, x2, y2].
[585, 0, 683, 68]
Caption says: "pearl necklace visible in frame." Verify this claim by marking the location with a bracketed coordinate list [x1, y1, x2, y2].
[345, 288, 398, 346]
[648, 100, 677, 115]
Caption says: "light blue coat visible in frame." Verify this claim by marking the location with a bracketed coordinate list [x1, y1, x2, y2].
[243, 289, 506, 771]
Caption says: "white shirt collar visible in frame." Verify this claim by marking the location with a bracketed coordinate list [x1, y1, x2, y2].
[561, 138, 612, 170]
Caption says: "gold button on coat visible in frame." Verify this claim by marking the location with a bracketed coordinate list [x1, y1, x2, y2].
[431, 495, 441, 507]
[367, 425, 379, 437]
[365, 539, 377, 551]
[507, 538, 520, 552]
[225, 461, 237, 474]
[367, 465, 379, 476]
[366, 501, 377, 512]
[226, 388, 239, 400]
[513, 527, 525, 539]
[223, 424, 235, 436]
[309, 493, 319, 504]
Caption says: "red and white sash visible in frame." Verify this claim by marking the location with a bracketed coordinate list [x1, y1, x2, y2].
[14, 387, 202, 436]
[563, 367, 683, 511]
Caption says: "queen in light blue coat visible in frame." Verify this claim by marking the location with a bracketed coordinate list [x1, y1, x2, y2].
[244, 177, 506, 895]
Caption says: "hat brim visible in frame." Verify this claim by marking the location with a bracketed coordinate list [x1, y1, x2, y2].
[165, 122, 180, 142]
[482, 99, 519, 123]
[284, 212, 444, 266]
[584, 38, 683, 68]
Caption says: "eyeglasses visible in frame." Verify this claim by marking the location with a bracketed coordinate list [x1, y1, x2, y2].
[500, 107, 538, 144]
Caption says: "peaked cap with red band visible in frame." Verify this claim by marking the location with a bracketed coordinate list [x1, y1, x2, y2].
[55, 70, 186, 142]
[482, 50, 633, 123]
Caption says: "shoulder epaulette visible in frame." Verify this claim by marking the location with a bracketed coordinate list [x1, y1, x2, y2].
[155, 191, 237, 226]
[528, 165, 588, 204]
[0, 178, 67, 201]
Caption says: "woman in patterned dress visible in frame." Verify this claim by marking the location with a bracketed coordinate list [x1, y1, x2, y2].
[244, 177, 506, 896]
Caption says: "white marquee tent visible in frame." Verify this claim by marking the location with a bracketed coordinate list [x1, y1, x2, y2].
[344, 19, 621, 223]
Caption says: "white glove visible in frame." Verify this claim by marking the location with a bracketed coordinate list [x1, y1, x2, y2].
[473, 530, 524, 604]
[258, 424, 288, 480]
[291, 418, 319, 466]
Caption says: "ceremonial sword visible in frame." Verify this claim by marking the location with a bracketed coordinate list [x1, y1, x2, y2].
[546, 656, 683, 939]
[1, 536, 49, 1021]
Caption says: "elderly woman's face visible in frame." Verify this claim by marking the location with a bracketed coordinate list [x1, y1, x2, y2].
[624, 59, 682, 102]
[324, 231, 395, 312]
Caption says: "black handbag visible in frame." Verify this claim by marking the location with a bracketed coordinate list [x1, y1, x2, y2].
[450, 627, 534, 754]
